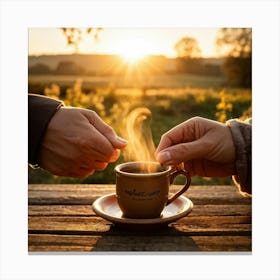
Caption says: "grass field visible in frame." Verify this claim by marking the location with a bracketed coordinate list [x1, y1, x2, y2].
[28, 73, 252, 185]
[29, 73, 225, 89]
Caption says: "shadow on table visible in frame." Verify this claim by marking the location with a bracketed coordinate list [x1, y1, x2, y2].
[93, 224, 200, 252]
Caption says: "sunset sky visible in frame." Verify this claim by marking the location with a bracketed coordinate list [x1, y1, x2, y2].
[28, 28, 221, 58]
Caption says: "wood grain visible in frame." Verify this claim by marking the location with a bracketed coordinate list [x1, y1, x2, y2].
[28, 215, 251, 235]
[28, 234, 251, 252]
[29, 204, 251, 217]
[28, 184, 252, 252]
[28, 184, 251, 205]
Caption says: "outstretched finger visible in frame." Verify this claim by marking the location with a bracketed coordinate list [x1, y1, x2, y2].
[82, 109, 127, 149]
[156, 137, 211, 165]
[156, 119, 196, 154]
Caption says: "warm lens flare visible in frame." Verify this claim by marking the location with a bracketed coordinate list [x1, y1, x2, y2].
[117, 39, 150, 64]
[122, 51, 146, 64]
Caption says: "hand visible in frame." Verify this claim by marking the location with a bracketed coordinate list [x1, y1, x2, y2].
[39, 107, 127, 178]
[156, 117, 236, 177]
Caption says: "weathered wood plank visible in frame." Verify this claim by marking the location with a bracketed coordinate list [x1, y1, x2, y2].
[191, 235, 251, 251]
[28, 215, 251, 235]
[28, 184, 252, 252]
[28, 216, 111, 233]
[171, 216, 251, 235]
[28, 184, 251, 205]
[28, 184, 237, 192]
[28, 192, 100, 205]
[28, 234, 200, 251]
[176, 215, 251, 224]
[189, 204, 251, 216]
[28, 184, 115, 192]
[28, 193, 250, 206]
[29, 205, 92, 216]
[28, 204, 251, 217]
[28, 234, 251, 252]
[28, 245, 95, 252]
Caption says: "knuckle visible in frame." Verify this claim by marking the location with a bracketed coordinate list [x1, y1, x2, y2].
[103, 125, 114, 136]
[83, 169, 95, 177]
[109, 149, 120, 162]
[160, 132, 170, 142]
[73, 168, 95, 178]
[108, 147, 116, 157]
[102, 146, 115, 159]
[91, 110, 98, 117]
[88, 109, 97, 118]
[189, 116, 202, 124]
[96, 163, 108, 171]
[160, 134, 166, 142]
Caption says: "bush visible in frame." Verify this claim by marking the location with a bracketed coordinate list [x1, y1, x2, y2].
[28, 77, 251, 185]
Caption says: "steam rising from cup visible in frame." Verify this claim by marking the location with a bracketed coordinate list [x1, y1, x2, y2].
[122, 107, 157, 172]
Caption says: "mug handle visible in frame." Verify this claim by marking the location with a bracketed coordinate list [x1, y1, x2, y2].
[166, 169, 191, 205]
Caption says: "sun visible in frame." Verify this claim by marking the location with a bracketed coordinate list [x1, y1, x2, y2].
[122, 50, 145, 64]
[116, 38, 150, 64]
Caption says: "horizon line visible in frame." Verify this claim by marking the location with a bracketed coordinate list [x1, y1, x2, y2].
[28, 52, 222, 59]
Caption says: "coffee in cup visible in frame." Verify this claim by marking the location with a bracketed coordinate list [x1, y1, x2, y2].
[115, 161, 191, 219]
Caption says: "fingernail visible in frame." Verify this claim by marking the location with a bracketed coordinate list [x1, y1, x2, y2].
[157, 151, 171, 163]
[116, 136, 128, 144]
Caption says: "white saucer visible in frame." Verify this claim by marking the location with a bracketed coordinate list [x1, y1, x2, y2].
[92, 193, 193, 227]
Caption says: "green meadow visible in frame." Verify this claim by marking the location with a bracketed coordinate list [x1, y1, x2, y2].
[28, 73, 251, 185]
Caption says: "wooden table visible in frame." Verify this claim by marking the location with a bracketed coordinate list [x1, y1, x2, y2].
[28, 184, 252, 252]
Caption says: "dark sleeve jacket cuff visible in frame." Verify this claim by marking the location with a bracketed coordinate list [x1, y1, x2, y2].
[28, 94, 64, 166]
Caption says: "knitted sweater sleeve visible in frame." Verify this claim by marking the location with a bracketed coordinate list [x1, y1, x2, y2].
[226, 118, 252, 197]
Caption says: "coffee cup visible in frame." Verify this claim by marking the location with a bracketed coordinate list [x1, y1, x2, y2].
[115, 161, 191, 219]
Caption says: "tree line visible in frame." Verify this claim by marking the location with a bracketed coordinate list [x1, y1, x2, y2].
[29, 28, 252, 88]
[174, 28, 251, 87]
[28, 56, 223, 77]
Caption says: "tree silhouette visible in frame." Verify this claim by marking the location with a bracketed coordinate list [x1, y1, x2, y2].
[174, 36, 202, 74]
[174, 37, 201, 58]
[60, 28, 103, 53]
[216, 28, 252, 87]
[216, 28, 251, 58]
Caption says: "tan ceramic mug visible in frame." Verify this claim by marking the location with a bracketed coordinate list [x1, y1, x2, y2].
[115, 161, 191, 219]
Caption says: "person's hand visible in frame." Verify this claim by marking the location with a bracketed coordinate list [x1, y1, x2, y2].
[39, 107, 127, 178]
[156, 117, 236, 177]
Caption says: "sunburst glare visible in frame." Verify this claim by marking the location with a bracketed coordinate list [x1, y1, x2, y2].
[116, 38, 151, 64]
